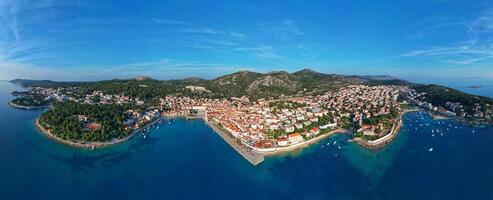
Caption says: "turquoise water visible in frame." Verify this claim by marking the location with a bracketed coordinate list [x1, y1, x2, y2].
[1, 81, 493, 200]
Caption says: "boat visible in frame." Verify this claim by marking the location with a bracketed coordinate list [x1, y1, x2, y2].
[431, 134, 435, 137]
[428, 147, 433, 152]
[333, 141, 337, 145]
[91, 145, 95, 150]
[337, 146, 341, 150]
[431, 130, 435, 133]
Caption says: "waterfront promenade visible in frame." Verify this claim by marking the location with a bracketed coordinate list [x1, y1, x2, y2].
[205, 119, 265, 165]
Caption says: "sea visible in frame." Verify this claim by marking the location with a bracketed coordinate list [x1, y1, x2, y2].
[0, 80, 492, 200]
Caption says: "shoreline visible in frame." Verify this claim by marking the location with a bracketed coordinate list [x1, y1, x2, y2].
[204, 119, 265, 165]
[199, 114, 349, 164]
[354, 109, 417, 150]
[9, 101, 50, 110]
[254, 128, 350, 157]
[35, 116, 162, 149]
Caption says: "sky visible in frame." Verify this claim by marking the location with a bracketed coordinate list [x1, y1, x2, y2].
[0, 0, 493, 81]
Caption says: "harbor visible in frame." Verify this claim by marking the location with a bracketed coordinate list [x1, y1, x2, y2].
[205, 119, 265, 165]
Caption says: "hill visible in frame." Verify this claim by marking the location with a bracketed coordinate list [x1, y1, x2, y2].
[9, 69, 493, 105]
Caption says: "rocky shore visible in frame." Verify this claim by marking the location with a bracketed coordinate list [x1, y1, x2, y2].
[9, 101, 50, 110]
[354, 109, 416, 150]
[35, 116, 162, 149]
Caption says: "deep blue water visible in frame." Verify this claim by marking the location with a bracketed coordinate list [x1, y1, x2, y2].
[1, 81, 493, 200]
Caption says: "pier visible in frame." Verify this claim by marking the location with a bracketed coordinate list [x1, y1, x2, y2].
[206, 120, 264, 165]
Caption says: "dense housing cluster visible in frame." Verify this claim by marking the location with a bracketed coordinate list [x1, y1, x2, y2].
[163, 85, 412, 149]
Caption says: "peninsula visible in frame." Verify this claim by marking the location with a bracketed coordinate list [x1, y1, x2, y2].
[9, 69, 493, 165]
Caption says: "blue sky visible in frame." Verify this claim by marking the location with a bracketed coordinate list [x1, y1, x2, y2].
[0, 0, 493, 81]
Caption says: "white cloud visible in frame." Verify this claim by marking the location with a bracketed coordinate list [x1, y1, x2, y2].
[260, 18, 304, 36]
[470, 9, 493, 33]
[182, 27, 247, 39]
[153, 18, 246, 39]
[228, 31, 246, 39]
[152, 18, 190, 26]
[444, 58, 487, 65]
[234, 45, 281, 59]
[182, 27, 218, 35]
[400, 9, 493, 65]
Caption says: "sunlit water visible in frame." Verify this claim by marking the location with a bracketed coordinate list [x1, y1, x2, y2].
[1, 81, 492, 200]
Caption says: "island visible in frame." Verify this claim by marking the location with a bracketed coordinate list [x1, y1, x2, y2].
[9, 69, 493, 165]
[468, 85, 483, 89]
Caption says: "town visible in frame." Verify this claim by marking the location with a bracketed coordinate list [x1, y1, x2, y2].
[11, 82, 493, 163]
[162, 85, 414, 153]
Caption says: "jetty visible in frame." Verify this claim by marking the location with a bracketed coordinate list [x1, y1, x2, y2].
[205, 119, 264, 165]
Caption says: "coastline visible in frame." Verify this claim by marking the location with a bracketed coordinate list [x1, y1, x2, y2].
[35, 116, 162, 149]
[204, 119, 265, 165]
[254, 128, 350, 156]
[200, 114, 349, 165]
[9, 101, 50, 110]
[354, 109, 417, 150]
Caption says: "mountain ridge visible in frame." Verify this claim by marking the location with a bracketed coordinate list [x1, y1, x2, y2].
[8, 68, 412, 99]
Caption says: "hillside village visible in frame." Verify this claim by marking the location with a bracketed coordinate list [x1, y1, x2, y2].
[8, 70, 493, 150]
